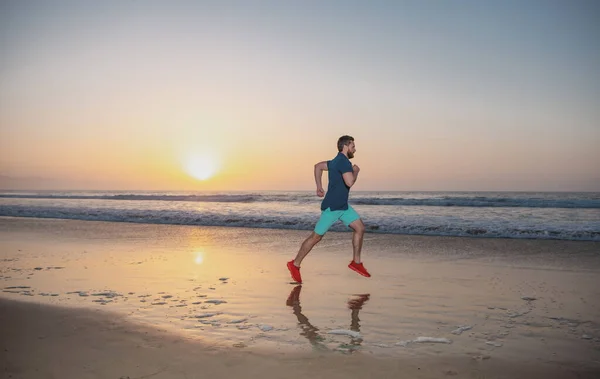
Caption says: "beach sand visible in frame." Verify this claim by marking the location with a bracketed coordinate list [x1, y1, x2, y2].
[1, 216, 600, 378]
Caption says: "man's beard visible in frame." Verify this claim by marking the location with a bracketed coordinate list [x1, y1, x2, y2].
[348, 152, 354, 159]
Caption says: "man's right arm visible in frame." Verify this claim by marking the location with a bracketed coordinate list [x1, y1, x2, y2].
[314, 161, 328, 197]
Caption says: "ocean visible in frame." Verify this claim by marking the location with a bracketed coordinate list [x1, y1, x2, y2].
[0, 191, 599, 241]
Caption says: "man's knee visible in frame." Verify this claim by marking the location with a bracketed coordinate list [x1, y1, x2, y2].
[312, 232, 324, 242]
[350, 220, 365, 234]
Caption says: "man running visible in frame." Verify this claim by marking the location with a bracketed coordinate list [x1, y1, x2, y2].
[287, 135, 371, 284]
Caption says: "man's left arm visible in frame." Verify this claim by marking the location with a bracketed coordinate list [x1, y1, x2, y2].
[352, 164, 360, 183]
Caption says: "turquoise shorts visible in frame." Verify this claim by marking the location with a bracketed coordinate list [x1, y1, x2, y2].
[314, 205, 360, 235]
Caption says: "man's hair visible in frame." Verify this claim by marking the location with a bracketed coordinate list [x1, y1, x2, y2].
[337, 135, 354, 152]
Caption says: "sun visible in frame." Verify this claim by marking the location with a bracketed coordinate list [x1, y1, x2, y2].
[185, 153, 219, 181]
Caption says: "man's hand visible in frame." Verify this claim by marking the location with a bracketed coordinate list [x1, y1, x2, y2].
[353, 164, 360, 173]
[316, 187, 325, 197]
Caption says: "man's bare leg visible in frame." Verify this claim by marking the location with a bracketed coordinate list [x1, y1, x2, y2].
[293, 232, 323, 266]
[349, 219, 365, 263]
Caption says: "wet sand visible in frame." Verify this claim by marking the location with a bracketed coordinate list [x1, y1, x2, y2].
[1, 217, 600, 378]
[3, 297, 599, 379]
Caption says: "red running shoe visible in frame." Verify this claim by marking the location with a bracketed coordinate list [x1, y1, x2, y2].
[287, 260, 302, 283]
[348, 261, 371, 278]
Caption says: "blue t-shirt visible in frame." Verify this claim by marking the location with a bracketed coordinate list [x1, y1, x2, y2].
[321, 152, 353, 211]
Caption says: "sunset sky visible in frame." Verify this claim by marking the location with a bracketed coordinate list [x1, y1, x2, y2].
[1, 0, 598, 192]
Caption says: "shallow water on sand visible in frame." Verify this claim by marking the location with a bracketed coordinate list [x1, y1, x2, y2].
[1, 217, 600, 363]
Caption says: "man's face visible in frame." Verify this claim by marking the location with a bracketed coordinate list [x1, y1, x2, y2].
[347, 142, 356, 159]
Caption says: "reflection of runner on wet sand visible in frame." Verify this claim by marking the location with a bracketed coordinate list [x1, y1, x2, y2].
[286, 285, 370, 352]
[286, 285, 325, 350]
[347, 293, 370, 347]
